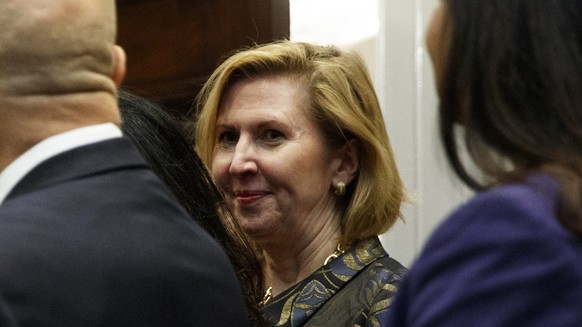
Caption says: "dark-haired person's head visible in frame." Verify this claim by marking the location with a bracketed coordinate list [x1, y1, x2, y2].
[380, 3, 582, 325]
[427, 0, 582, 233]
[118, 90, 267, 326]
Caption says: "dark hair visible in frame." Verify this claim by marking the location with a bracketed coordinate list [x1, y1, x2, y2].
[440, 0, 582, 234]
[118, 89, 267, 326]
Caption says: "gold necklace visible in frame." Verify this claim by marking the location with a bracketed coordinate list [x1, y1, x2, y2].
[259, 287, 272, 306]
[259, 244, 345, 306]
[323, 244, 345, 265]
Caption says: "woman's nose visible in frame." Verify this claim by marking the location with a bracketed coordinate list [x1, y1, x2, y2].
[229, 140, 258, 176]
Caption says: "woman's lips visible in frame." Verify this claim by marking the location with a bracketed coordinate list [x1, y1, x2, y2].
[235, 191, 267, 205]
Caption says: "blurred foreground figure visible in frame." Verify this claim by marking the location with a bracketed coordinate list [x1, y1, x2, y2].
[0, 1, 248, 325]
[384, 1, 582, 326]
[119, 89, 267, 326]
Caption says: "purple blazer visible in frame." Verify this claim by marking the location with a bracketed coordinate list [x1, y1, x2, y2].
[383, 174, 582, 326]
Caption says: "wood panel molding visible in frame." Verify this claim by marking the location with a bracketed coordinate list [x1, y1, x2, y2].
[116, 0, 289, 116]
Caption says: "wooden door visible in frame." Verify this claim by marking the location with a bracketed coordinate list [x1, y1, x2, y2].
[116, 0, 289, 118]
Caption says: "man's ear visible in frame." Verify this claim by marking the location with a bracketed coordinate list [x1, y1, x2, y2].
[335, 139, 360, 185]
[112, 45, 126, 87]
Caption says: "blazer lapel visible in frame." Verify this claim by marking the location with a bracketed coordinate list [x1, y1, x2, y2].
[263, 237, 388, 326]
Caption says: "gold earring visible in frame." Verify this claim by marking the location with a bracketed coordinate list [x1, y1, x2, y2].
[334, 181, 346, 196]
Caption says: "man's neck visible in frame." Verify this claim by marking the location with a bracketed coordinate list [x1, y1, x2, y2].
[0, 92, 120, 171]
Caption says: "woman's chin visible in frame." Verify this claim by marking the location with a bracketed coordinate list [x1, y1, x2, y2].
[238, 220, 280, 243]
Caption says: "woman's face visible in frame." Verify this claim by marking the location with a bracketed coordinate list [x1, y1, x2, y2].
[426, 3, 449, 94]
[212, 75, 342, 243]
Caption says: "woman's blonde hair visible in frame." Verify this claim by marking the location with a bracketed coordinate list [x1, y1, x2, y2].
[195, 40, 405, 247]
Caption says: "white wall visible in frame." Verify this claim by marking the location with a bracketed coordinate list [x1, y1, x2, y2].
[290, 0, 471, 267]
[377, 0, 472, 266]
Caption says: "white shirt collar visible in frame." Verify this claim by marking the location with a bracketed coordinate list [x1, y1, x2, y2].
[0, 123, 122, 205]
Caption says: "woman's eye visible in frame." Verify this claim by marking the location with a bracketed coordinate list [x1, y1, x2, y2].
[218, 131, 238, 145]
[263, 129, 284, 142]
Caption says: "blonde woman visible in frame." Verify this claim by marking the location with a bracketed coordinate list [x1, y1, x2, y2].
[195, 41, 408, 326]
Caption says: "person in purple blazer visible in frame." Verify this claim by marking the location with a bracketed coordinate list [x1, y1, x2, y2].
[0, 1, 248, 325]
[384, 0, 582, 326]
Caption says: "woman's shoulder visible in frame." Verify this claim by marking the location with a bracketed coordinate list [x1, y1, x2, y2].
[349, 238, 408, 295]
[370, 255, 408, 282]
[395, 175, 582, 325]
[416, 172, 582, 283]
[349, 237, 408, 277]
[441, 173, 566, 240]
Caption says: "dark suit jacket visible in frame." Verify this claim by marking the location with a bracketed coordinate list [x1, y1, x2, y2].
[0, 138, 249, 326]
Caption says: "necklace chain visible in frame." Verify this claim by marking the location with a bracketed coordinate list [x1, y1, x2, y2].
[259, 287, 272, 306]
[323, 244, 345, 265]
[259, 244, 345, 306]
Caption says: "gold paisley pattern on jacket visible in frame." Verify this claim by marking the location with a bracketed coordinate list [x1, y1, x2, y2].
[262, 237, 408, 327]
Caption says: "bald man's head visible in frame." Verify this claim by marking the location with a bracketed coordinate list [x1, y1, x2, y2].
[0, 0, 119, 97]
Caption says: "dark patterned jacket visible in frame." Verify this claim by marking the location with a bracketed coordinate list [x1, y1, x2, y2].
[263, 237, 407, 327]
